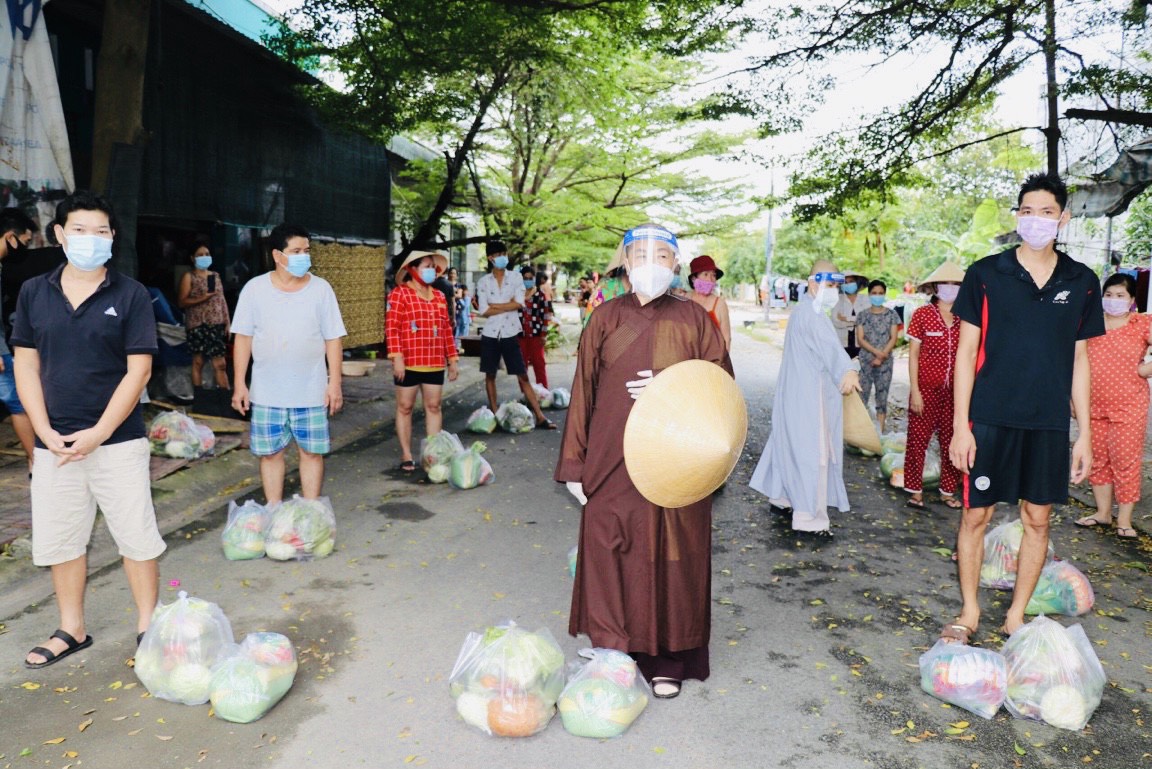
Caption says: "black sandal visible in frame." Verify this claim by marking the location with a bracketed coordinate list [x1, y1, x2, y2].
[535, 418, 558, 431]
[25, 629, 93, 669]
[399, 460, 417, 473]
[651, 677, 682, 699]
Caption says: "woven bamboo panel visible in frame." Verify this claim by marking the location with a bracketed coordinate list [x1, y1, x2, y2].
[311, 244, 387, 349]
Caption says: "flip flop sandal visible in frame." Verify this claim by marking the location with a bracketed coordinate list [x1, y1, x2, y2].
[1116, 527, 1138, 538]
[535, 418, 558, 431]
[650, 677, 682, 699]
[398, 460, 417, 473]
[1073, 516, 1109, 528]
[938, 622, 974, 645]
[906, 498, 926, 509]
[25, 629, 93, 669]
[941, 497, 962, 509]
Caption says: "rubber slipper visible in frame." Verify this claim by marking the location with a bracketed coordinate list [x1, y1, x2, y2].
[1116, 527, 1138, 538]
[941, 497, 962, 509]
[938, 622, 974, 645]
[1074, 516, 1109, 528]
[25, 629, 93, 669]
[651, 677, 681, 699]
[906, 498, 926, 509]
[398, 460, 417, 473]
[535, 418, 558, 431]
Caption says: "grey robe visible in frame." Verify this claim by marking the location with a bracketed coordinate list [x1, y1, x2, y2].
[750, 292, 859, 531]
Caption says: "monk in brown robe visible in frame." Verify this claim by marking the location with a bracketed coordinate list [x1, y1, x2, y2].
[555, 224, 732, 699]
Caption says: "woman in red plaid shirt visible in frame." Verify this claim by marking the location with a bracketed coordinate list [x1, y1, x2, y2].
[387, 251, 459, 473]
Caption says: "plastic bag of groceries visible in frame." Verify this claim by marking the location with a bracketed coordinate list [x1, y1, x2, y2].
[496, 401, 535, 433]
[135, 591, 235, 705]
[567, 545, 578, 578]
[264, 496, 336, 561]
[918, 640, 1007, 720]
[550, 388, 571, 409]
[922, 449, 941, 490]
[558, 649, 651, 738]
[1025, 561, 1095, 616]
[448, 622, 566, 737]
[221, 499, 270, 561]
[531, 383, 553, 409]
[196, 424, 216, 455]
[421, 430, 465, 480]
[466, 407, 498, 435]
[449, 442, 495, 490]
[148, 411, 205, 459]
[980, 519, 1055, 589]
[209, 632, 298, 723]
[1002, 616, 1105, 731]
[880, 432, 907, 454]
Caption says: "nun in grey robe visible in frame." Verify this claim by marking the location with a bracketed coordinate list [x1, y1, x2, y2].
[750, 290, 860, 532]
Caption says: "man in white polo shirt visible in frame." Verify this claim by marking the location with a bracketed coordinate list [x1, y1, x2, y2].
[475, 241, 554, 429]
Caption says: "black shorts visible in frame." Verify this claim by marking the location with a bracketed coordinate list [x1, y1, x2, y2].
[963, 423, 1070, 508]
[393, 368, 445, 387]
[479, 335, 527, 377]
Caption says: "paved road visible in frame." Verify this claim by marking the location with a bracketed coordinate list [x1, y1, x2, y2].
[0, 319, 1148, 769]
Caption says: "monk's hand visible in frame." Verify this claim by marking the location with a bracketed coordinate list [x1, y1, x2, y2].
[838, 370, 861, 395]
[626, 370, 654, 399]
[566, 481, 588, 505]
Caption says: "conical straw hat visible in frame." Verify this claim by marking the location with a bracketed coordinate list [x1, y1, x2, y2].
[843, 391, 882, 454]
[917, 261, 966, 292]
[623, 360, 748, 508]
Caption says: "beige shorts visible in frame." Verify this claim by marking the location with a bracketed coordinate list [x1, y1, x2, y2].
[31, 437, 166, 566]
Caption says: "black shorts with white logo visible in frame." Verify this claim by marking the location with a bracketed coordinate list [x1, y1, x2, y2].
[962, 423, 1070, 508]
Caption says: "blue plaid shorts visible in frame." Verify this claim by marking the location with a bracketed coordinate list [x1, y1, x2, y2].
[249, 404, 331, 456]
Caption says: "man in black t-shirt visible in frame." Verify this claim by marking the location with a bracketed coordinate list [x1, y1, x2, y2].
[942, 173, 1104, 643]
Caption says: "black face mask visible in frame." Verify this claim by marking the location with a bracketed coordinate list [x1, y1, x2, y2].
[5, 235, 28, 258]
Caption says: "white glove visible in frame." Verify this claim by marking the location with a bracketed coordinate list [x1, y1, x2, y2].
[626, 369, 654, 399]
[566, 481, 588, 505]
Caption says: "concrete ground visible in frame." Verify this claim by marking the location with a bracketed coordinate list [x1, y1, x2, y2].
[0, 301, 1148, 769]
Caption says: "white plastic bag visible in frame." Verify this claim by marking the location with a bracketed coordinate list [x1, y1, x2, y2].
[209, 632, 298, 723]
[264, 496, 336, 560]
[135, 591, 234, 705]
[558, 649, 651, 737]
[918, 640, 1007, 720]
[496, 401, 535, 433]
[1003, 616, 1105, 731]
[221, 499, 269, 561]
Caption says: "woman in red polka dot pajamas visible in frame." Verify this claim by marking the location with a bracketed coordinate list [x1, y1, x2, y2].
[1075, 273, 1152, 538]
[904, 263, 966, 509]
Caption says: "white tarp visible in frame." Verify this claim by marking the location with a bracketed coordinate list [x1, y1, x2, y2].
[0, 0, 74, 231]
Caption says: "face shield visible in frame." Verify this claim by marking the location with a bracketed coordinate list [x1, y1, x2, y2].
[622, 225, 679, 298]
[810, 271, 844, 312]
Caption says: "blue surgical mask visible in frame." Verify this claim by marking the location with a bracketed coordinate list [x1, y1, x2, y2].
[285, 252, 311, 277]
[523, 278, 534, 289]
[419, 267, 437, 284]
[843, 282, 859, 295]
[64, 234, 114, 272]
[869, 295, 886, 307]
[194, 255, 212, 270]
[669, 275, 683, 290]
[492, 255, 509, 270]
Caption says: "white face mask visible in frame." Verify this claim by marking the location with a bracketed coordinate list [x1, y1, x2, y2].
[629, 263, 674, 298]
[63, 234, 114, 271]
[936, 284, 960, 303]
[814, 286, 839, 310]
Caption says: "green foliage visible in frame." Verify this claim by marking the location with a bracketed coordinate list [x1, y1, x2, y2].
[1123, 190, 1152, 264]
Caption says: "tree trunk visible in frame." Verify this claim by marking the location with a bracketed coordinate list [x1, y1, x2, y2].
[90, 0, 150, 192]
[1043, 0, 1061, 175]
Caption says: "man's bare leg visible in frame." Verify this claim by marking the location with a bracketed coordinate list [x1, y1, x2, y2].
[954, 504, 996, 634]
[485, 375, 498, 414]
[123, 557, 159, 634]
[25, 556, 88, 665]
[260, 450, 287, 506]
[1004, 500, 1052, 634]
[517, 375, 547, 423]
[298, 449, 324, 499]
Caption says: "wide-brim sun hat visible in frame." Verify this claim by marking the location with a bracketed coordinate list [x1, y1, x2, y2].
[843, 391, 882, 455]
[623, 360, 748, 508]
[396, 250, 448, 284]
[917, 261, 966, 292]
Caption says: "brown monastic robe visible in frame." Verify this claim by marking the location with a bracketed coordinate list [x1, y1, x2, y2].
[554, 292, 732, 658]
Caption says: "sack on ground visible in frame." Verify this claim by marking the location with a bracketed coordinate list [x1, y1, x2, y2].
[221, 500, 270, 560]
[210, 632, 298, 723]
[532, 383, 553, 409]
[918, 640, 1007, 720]
[448, 622, 566, 737]
[264, 496, 336, 560]
[1025, 561, 1094, 616]
[449, 442, 495, 490]
[421, 431, 465, 478]
[550, 388, 571, 409]
[135, 591, 235, 705]
[496, 401, 535, 433]
[558, 648, 651, 737]
[1002, 616, 1105, 730]
[466, 407, 498, 434]
[980, 519, 1055, 589]
[148, 411, 205, 459]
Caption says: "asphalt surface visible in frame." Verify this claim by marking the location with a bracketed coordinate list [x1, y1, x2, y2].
[0, 315, 1149, 769]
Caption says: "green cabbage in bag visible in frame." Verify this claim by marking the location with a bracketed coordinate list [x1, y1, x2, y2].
[421, 430, 465, 476]
[465, 407, 497, 434]
[449, 442, 494, 490]
[496, 402, 534, 433]
[210, 632, 297, 723]
[221, 500, 269, 560]
[264, 496, 336, 561]
[135, 591, 234, 706]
